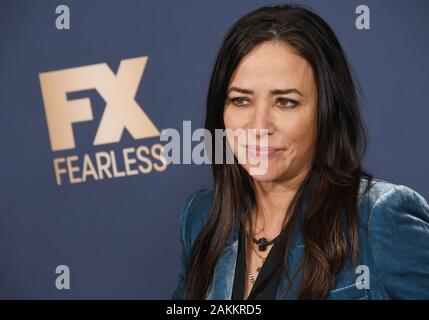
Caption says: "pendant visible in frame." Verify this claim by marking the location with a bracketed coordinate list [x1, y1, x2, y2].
[257, 237, 268, 251]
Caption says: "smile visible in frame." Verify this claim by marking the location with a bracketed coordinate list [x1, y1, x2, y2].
[245, 145, 285, 157]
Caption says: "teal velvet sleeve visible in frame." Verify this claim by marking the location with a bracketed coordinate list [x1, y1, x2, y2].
[369, 185, 429, 299]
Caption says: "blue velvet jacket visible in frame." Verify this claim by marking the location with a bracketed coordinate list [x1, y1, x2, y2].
[172, 178, 429, 300]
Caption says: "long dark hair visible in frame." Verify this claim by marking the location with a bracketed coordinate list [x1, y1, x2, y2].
[184, 4, 373, 299]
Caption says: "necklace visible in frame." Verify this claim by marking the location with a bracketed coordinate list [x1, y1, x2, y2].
[248, 216, 277, 251]
[251, 241, 267, 263]
[252, 236, 276, 252]
[244, 222, 258, 286]
[244, 221, 281, 286]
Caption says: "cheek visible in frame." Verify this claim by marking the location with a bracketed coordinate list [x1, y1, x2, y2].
[223, 109, 250, 157]
[223, 109, 238, 151]
[280, 112, 317, 151]
[224, 108, 245, 131]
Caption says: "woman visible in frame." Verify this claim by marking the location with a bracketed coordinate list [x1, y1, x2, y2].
[172, 4, 429, 300]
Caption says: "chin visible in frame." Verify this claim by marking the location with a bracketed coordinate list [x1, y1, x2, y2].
[243, 164, 281, 182]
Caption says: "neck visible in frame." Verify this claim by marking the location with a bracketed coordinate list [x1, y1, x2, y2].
[252, 164, 311, 234]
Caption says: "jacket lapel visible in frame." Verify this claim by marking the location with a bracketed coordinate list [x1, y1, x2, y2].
[206, 213, 305, 300]
[206, 218, 240, 299]
[275, 243, 304, 299]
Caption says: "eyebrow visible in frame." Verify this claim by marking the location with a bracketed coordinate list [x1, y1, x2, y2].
[228, 86, 304, 96]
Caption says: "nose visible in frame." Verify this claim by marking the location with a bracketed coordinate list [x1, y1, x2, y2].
[248, 102, 275, 139]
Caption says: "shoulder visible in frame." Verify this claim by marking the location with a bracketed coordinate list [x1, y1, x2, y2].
[359, 177, 429, 227]
[179, 189, 214, 250]
[359, 177, 429, 213]
[361, 178, 429, 299]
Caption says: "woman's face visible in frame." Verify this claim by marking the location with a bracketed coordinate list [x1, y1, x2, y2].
[223, 41, 318, 183]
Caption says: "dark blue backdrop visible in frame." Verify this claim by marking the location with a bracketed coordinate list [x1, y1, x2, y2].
[0, 0, 428, 298]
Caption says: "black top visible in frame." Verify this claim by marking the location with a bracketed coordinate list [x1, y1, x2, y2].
[232, 222, 283, 300]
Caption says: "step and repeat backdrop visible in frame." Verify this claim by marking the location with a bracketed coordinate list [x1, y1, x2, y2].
[0, 0, 428, 298]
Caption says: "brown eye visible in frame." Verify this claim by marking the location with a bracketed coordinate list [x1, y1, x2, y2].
[229, 96, 251, 106]
[276, 97, 298, 108]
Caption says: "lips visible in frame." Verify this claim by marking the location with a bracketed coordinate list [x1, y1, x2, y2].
[245, 145, 285, 157]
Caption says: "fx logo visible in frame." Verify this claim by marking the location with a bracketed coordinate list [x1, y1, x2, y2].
[39, 57, 160, 151]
